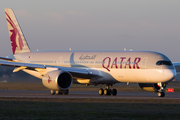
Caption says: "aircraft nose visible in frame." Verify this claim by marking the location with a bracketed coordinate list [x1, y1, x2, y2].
[164, 69, 176, 81]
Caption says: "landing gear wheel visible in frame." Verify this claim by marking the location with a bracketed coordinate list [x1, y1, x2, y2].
[55, 90, 63, 95]
[112, 89, 117, 96]
[55, 90, 60, 95]
[50, 90, 55, 95]
[157, 92, 165, 97]
[104, 89, 111, 95]
[98, 84, 118, 96]
[99, 88, 104, 95]
[63, 89, 69, 95]
[104, 89, 107, 95]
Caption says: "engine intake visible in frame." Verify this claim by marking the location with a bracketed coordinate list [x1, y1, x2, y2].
[42, 70, 73, 90]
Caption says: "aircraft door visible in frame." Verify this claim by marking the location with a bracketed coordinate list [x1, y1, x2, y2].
[141, 57, 148, 69]
[57, 57, 62, 66]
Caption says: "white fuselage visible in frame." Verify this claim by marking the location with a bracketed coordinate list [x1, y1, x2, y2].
[13, 50, 176, 84]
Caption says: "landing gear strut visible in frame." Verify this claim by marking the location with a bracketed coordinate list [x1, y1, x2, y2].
[50, 89, 69, 95]
[99, 84, 117, 96]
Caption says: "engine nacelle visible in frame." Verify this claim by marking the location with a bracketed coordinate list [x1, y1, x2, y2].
[139, 83, 167, 92]
[42, 70, 73, 90]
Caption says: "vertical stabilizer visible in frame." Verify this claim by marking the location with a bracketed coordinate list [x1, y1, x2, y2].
[5, 8, 31, 54]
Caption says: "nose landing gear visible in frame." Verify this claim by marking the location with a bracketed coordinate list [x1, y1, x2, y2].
[157, 91, 165, 97]
[157, 82, 167, 97]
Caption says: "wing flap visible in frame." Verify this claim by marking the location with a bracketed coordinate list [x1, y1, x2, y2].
[57, 66, 89, 75]
[13, 66, 27, 72]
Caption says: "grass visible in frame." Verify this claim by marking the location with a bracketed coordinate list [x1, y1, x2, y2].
[0, 82, 48, 91]
[0, 82, 145, 91]
[0, 99, 180, 120]
[1, 82, 180, 92]
[1, 97, 180, 104]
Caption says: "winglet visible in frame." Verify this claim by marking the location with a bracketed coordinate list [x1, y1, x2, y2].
[5, 8, 31, 54]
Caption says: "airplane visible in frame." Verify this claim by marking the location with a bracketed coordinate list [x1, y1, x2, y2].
[0, 8, 176, 97]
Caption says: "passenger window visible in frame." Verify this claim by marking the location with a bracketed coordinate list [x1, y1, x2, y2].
[156, 61, 172, 66]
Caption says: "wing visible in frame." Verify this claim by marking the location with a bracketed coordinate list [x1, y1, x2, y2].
[0, 56, 14, 61]
[173, 62, 180, 67]
[0, 61, 45, 69]
[0, 60, 100, 79]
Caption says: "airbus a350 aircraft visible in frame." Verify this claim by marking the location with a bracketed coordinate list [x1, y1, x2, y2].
[0, 8, 176, 97]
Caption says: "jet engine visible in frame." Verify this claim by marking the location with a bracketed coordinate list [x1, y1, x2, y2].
[42, 70, 73, 90]
[139, 83, 167, 92]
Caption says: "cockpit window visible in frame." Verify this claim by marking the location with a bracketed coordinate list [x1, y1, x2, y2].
[156, 61, 172, 66]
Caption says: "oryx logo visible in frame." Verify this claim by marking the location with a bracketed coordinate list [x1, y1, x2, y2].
[5, 12, 24, 54]
[48, 75, 52, 83]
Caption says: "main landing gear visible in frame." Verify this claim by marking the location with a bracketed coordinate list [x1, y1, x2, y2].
[50, 89, 69, 95]
[99, 84, 117, 96]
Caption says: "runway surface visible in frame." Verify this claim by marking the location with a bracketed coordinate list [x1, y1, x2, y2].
[0, 89, 180, 99]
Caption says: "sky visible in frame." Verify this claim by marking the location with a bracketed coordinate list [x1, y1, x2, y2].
[0, 0, 180, 61]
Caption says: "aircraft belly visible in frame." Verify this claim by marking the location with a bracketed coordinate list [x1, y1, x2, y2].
[110, 69, 170, 83]
[136, 69, 165, 83]
[127, 69, 170, 83]
[109, 69, 129, 82]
